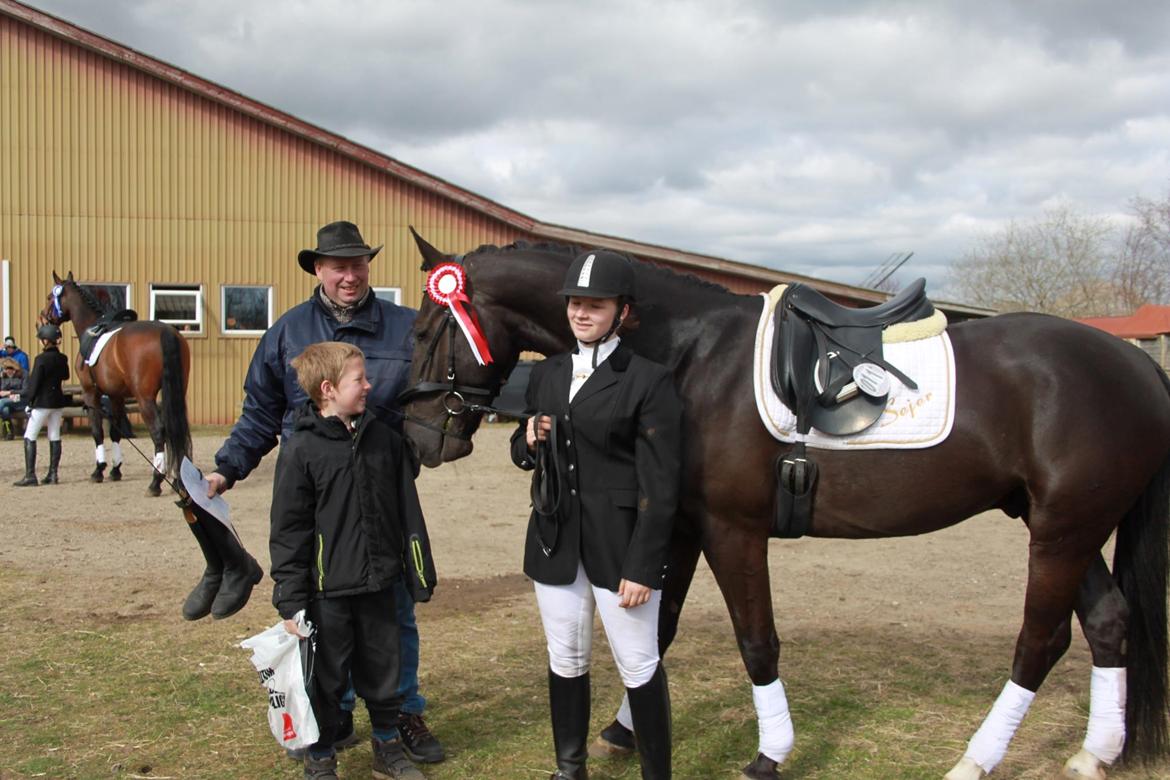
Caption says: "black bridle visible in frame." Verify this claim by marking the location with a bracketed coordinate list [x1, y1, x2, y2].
[396, 262, 517, 440]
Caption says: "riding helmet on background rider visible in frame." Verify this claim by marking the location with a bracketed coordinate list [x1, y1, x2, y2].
[36, 323, 61, 344]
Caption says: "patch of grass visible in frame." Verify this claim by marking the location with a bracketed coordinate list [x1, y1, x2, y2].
[2, 567, 1169, 778]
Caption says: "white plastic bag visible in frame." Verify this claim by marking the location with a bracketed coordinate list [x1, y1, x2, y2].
[240, 611, 319, 750]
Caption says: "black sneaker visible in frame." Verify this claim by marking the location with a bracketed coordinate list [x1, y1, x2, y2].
[287, 713, 360, 760]
[371, 734, 425, 780]
[396, 712, 446, 763]
[303, 752, 338, 780]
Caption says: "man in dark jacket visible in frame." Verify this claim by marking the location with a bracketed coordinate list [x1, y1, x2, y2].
[205, 221, 445, 763]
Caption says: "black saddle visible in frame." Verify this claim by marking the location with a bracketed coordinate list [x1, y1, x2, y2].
[79, 309, 139, 362]
[772, 278, 932, 437]
[769, 279, 935, 540]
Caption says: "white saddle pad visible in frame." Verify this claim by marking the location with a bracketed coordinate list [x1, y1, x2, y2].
[752, 288, 957, 450]
[85, 330, 119, 366]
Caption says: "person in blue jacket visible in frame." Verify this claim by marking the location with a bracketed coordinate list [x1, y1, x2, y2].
[205, 221, 446, 764]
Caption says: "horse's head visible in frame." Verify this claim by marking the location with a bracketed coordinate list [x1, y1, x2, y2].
[399, 228, 524, 467]
[42, 270, 76, 325]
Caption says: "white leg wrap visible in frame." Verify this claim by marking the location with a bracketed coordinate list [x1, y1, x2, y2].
[110, 441, 123, 467]
[616, 693, 633, 731]
[1083, 666, 1126, 764]
[753, 678, 794, 764]
[963, 680, 1035, 772]
[152, 451, 166, 474]
[95, 443, 106, 463]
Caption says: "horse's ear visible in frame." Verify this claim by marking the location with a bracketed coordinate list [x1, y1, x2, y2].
[409, 226, 449, 271]
[52, 270, 62, 284]
[67, 271, 74, 282]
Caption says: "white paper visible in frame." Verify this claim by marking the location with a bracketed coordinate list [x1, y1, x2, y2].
[180, 456, 240, 544]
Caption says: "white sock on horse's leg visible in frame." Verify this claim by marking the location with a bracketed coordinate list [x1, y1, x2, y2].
[615, 692, 633, 731]
[152, 451, 166, 474]
[1083, 666, 1126, 764]
[753, 678, 794, 764]
[111, 441, 123, 467]
[95, 443, 105, 463]
[962, 679, 1035, 772]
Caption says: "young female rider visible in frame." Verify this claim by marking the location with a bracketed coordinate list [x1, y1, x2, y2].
[15, 323, 70, 486]
[510, 249, 683, 780]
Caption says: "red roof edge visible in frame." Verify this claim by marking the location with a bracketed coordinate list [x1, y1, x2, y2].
[1076, 305, 1170, 339]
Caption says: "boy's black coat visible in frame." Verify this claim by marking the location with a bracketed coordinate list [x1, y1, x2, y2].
[270, 403, 436, 618]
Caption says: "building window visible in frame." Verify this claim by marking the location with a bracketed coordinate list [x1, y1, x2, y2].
[80, 283, 131, 313]
[222, 285, 272, 334]
[150, 284, 203, 333]
[373, 287, 402, 305]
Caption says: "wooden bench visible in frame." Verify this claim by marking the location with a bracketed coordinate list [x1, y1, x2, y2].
[11, 384, 139, 434]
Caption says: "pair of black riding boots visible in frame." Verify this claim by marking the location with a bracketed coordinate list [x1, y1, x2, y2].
[14, 439, 60, 486]
[549, 665, 671, 780]
[180, 505, 263, 621]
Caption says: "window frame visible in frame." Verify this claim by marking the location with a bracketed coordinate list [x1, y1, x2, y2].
[220, 284, 274, 336]
[149, 284, 204, 334]
[372, 286, 402, 306]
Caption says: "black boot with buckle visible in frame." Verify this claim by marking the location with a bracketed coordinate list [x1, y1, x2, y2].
[549, 669, 590, 780]
[14, 439, 38, 486]
[627, 664, 671, 779]
[41, 440, 61, 484]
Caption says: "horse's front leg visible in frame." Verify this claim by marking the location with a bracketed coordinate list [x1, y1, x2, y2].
[85, 391, 106, 483]
[139, 397, 165, 497]
[704, 517, 792, 780]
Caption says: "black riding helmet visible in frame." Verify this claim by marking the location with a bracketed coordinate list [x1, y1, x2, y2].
[36, 323, 61, 343]
[559, 250, 636, 366]
[558, 249, 636, 300]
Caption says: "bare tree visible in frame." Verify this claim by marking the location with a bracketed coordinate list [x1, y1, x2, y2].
[949, 206, 1116, 316]
[1113, 191, 1170, 311]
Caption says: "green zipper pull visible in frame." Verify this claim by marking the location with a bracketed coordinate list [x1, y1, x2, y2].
[411, 535, 427, 588]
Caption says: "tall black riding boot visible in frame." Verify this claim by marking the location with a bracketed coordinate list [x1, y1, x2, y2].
[179, 505, 224, 620]
[549, 670, 590, 780]
[194, 506, 263, 620]
[14, 439, 38, 486]
[627, 664, 671, 779]
[41, 440, 62, 484]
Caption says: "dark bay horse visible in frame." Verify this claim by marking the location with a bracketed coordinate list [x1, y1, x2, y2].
[400, 233, 1170, 779]
[42, 272, 191, 496]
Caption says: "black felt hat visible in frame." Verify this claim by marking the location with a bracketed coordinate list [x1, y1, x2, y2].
[297, 221, 383, 274]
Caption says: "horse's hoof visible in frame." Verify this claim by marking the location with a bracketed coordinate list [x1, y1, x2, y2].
[146, 485, 162, 497]
[588, 720, 635, 759]
[741, 753, 782, 779]
[944, 757, 986, 780]
[90, 473, 103, 483]
[110, 466, 122, 481]
[1060, 749, 1107, 780]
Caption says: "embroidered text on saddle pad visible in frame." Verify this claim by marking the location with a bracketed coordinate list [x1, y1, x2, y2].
[753, 287, 956, 449]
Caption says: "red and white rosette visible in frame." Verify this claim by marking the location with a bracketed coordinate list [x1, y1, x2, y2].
[425, 263, 494, 366]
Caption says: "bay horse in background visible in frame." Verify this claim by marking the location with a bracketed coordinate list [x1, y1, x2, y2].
[400, 231, 1170, 779]
[41, 272, 191, 496]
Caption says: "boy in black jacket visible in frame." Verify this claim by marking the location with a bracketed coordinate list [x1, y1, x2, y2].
[271, 342, 435, 780]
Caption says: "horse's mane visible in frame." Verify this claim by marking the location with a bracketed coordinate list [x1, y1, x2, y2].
[467, 240, 734, 297]
[65, 278, 110, 315]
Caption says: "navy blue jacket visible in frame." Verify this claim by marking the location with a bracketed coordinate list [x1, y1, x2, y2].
[214, 287, 416, 486]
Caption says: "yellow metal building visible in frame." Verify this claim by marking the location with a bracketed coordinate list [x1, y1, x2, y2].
[0, 0, 989, 425]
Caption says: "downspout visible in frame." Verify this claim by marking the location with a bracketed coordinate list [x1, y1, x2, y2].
[2, 259, 9, 339]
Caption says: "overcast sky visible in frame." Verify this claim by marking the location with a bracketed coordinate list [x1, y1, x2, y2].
[25, 0, 1170, 293]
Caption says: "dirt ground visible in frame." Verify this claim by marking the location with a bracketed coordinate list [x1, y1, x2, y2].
[1, 423, 1142, 778]
[0, 424, 1033, 634]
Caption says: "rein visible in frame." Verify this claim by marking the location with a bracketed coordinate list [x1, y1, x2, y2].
[530, 414, 563, 556]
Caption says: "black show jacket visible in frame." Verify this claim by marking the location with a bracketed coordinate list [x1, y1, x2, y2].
[510, 344, 682, 591]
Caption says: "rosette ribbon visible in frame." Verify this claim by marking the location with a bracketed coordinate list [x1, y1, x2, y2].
[425, 263, 494, 366]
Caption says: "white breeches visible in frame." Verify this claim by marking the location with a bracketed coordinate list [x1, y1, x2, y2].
[24, 408, 63, 441]
[534, 561, 661, 687]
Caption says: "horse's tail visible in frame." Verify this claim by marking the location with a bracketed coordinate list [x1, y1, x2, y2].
[1116, 361, 1170, 763]
[159, 325, 192, 480]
